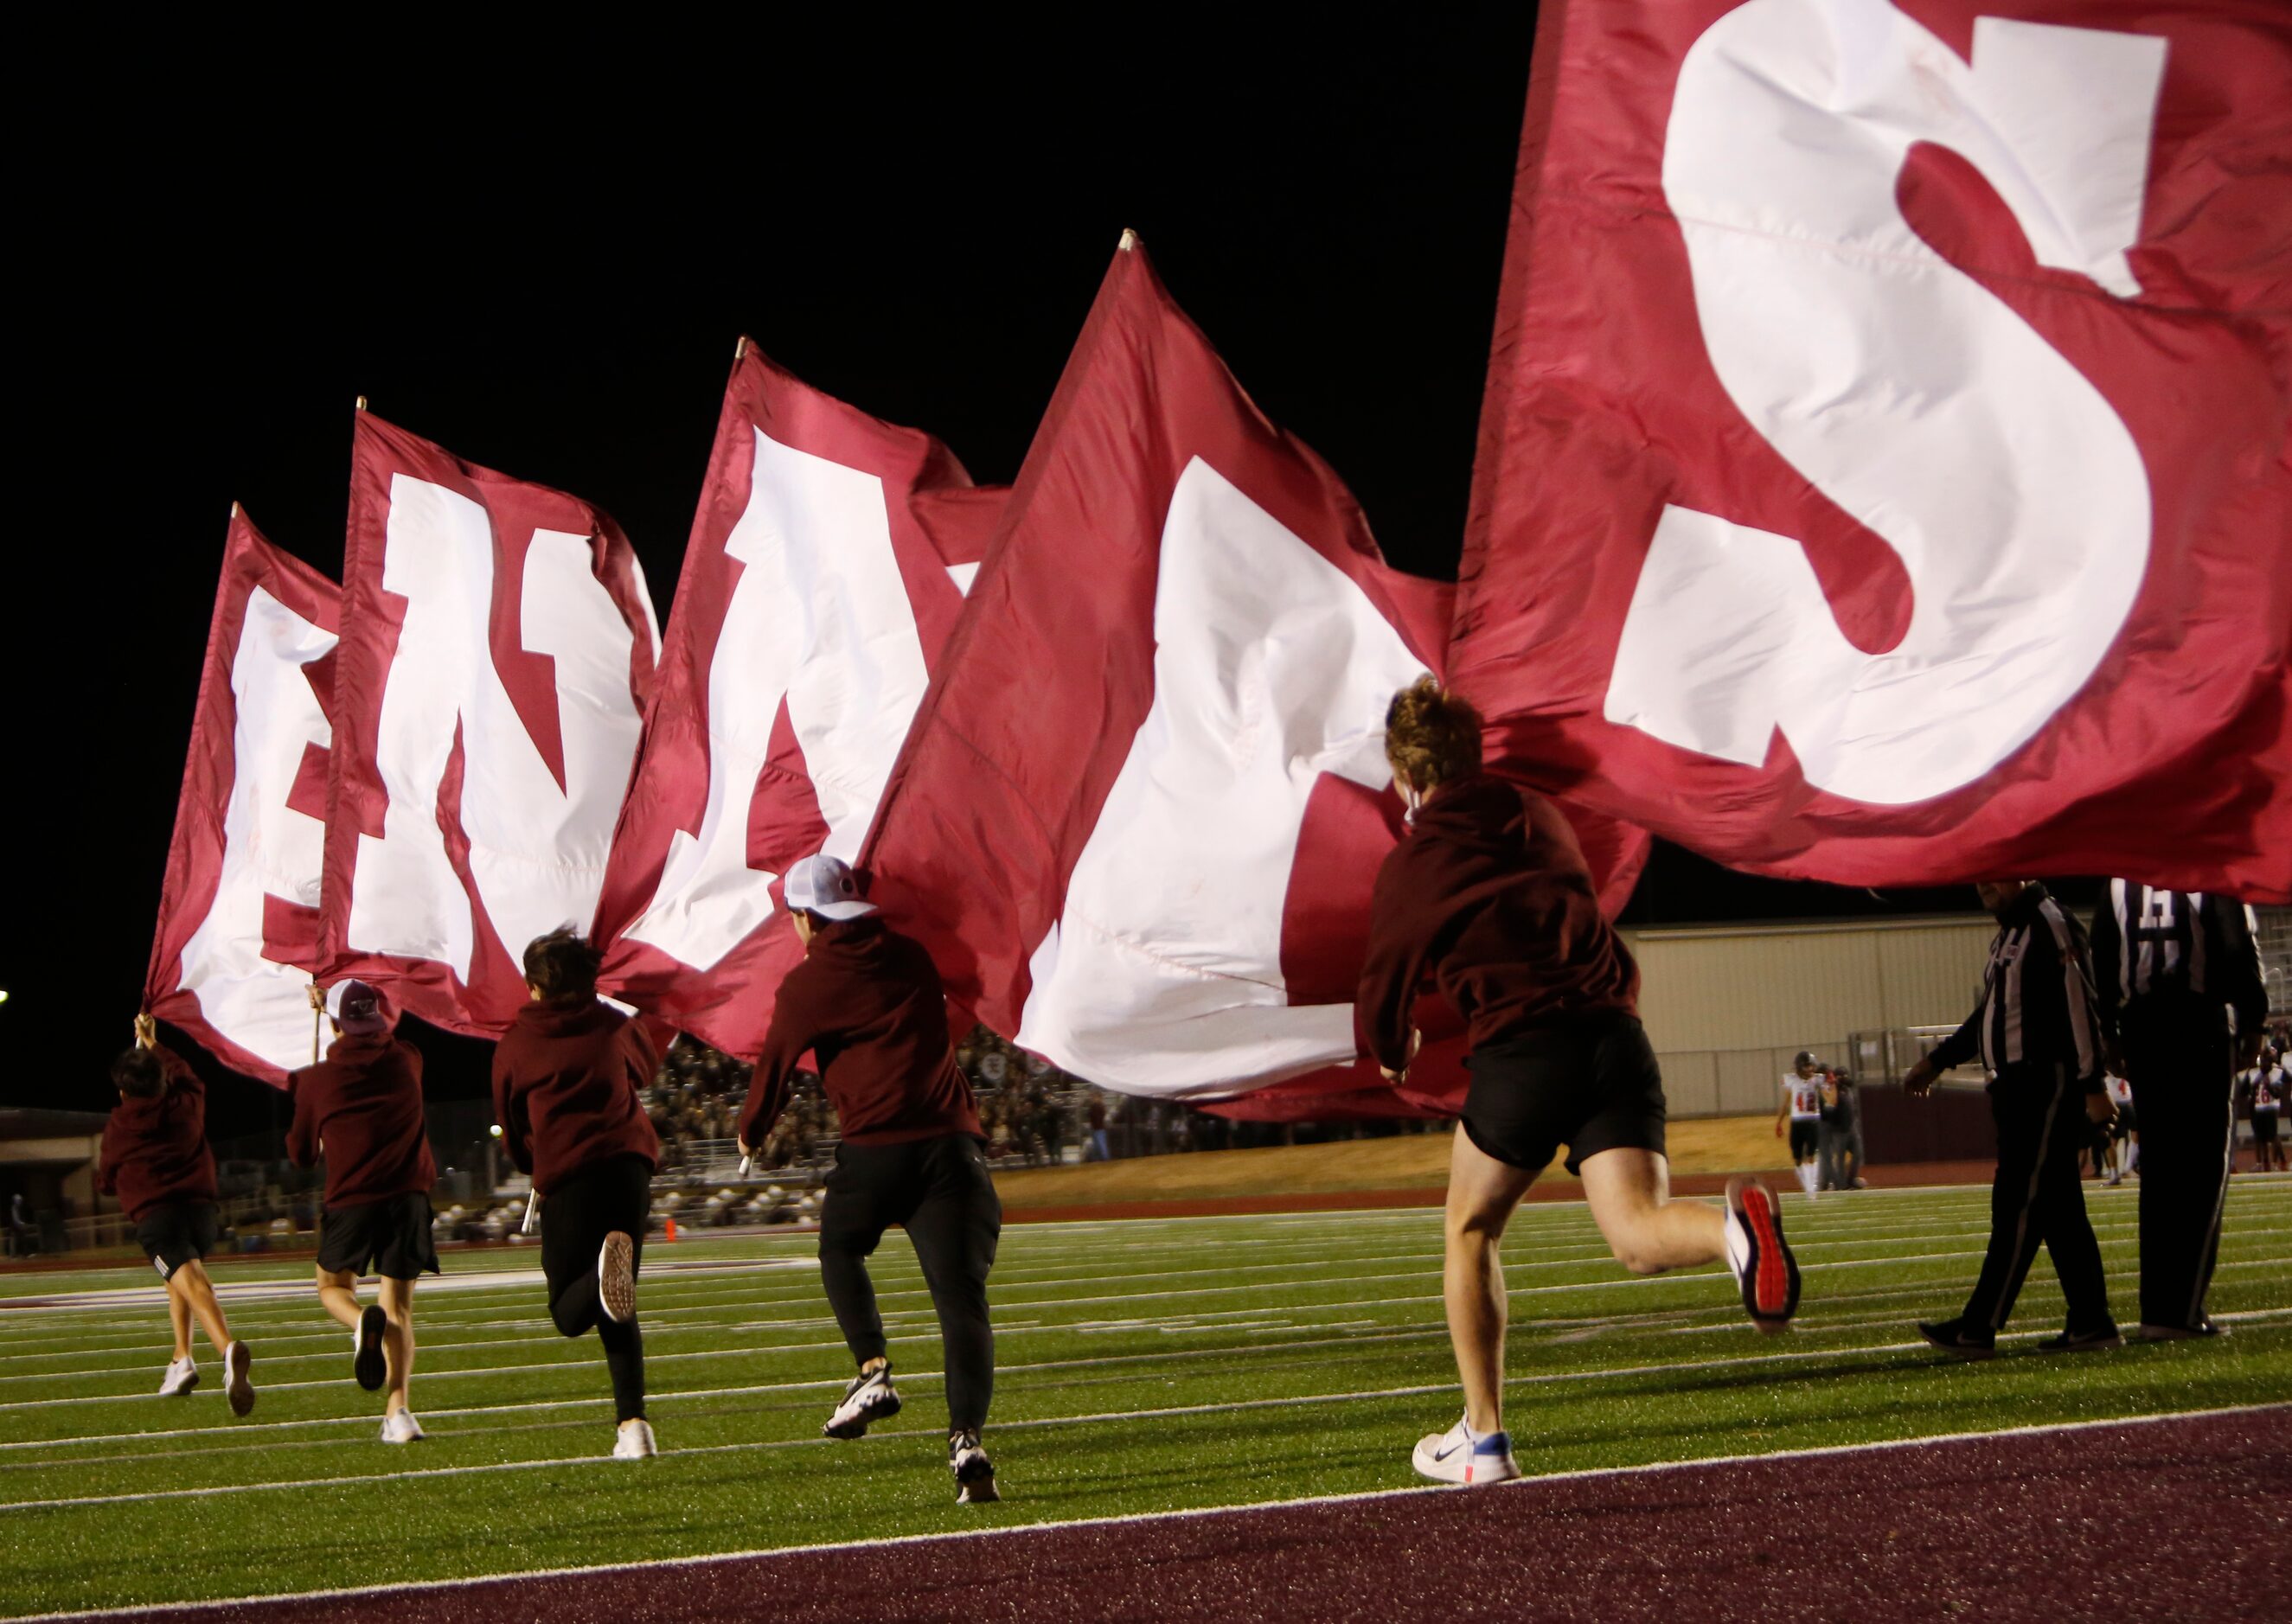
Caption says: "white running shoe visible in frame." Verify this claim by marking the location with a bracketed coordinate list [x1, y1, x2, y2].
[223, 1340, 256, 1417]
[951, 1429, 999, 1504]
[157, 1356, 199, 1397]
[1412, 1416, 1520, 1486]
[1724, 1175, 1801, 1333]
[612, 1417, 657, 1459]
[823, 1365, 902, 1439]
[598, 1232, 637, 1324]
[381, 1410, 425, 1444]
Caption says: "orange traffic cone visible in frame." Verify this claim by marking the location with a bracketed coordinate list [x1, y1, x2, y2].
[665, 1217, 680, 1243]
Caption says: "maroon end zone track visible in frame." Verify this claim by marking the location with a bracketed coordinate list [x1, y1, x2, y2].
[93, 1408, 2289, 1624]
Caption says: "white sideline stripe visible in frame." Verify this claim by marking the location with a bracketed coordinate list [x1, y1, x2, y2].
[15, 1400, 2287, 1619]
[9, 1244, 2283, 1413]
[13, 1313, 2282, 1507]
[11, 1298, 2284, 1463]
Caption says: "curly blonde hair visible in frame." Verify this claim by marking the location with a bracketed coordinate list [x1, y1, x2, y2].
[1384, 675, 1482, 796]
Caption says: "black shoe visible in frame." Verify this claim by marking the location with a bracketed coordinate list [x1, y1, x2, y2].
[951, 1429, 998, 1504]
[1917, 1320, 1996, 1360]
[2137, 1317, 2225, 1341]
[2036, 1323, 2122, 1353]
[354, 1304, 388, 1391]
[823, 1365, 901, 1439]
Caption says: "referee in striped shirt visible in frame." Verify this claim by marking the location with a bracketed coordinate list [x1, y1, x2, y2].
[2089, 881, 2269, 1339]
[1904, 880, 2120, 1358]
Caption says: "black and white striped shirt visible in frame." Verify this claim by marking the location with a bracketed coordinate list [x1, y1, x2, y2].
[2090, 882, 2269, 1033]
[1930, 885, 2105, 1088]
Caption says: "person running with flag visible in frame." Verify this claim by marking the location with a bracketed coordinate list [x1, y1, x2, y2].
[739, 854, 1002, 1506]
[99, 1016, 256, 1416]
[493, 931, 662, 1461]
[1360, 678, 1798, 1487]
[288, 981, 437, 1442]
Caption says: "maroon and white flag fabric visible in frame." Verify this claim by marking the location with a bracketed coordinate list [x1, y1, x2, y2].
[320, 411, 659, 1035]
[864, 238, 1646, 1112]
[1452, 0, 2291, 899]
[593, 344, 1001, 1057]
[145, 508, 339, 1084]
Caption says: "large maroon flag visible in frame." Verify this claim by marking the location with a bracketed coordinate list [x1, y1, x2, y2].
[864, 237, 1645, 1116]
[1452, 0, 2290, 899]
[145, 508, 339, 1084]
[594, 344, 1001, 1058]
[319, 411, 659, 1035]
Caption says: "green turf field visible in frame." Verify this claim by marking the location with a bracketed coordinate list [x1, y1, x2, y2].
[3, 1176, 2288, 1617]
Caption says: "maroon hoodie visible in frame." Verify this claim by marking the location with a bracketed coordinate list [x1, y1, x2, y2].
[491, 1001, 660, 1195]
[97, 1045, 218, 1222]
[288, 1033, 437, 1212]
[739, 917, 981, 1149]
[1356, 775, 1639, 1071]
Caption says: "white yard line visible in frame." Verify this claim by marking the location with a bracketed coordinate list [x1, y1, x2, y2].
[3, 1242, 2281, 1412]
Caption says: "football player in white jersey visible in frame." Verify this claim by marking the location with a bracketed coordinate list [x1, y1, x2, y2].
[2103, 1073, 2136, 1185]
[1774, 1052, 1824, 1197]
[2242, 1062, 2284, 1173]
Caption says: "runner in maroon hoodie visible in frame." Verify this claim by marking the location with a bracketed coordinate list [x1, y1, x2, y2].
[737, 854, 1001, 1506]
[492, 930, 661, 1461]
[99, 1016, 255, 1416]
[288, 980, 436, 1442]
[1358, 679, 1798, 1486]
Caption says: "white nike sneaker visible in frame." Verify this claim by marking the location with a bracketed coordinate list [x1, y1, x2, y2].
[612, 1417, 657, 1459]
[823, 1365, 902, 1439]
[1724, 1175, 1800, 1333]
[157, 1356, 199, 1397]
[1412, 1415, 1520, 1485]
[381, 1410, 425, 1444]
[598, 1231, 637, 1324]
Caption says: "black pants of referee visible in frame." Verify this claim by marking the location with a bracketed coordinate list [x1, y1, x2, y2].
[1962, 1065, 2114, 1336]
[818, 1133, 1001, 1432]
[541, 1153, 650, 1423]
[2122, 998, 2235, 1332]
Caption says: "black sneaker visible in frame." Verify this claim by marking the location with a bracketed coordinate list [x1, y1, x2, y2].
[1917, 1320, 1997, 1360]
[951, 1429, 998, 1504]
[2137, 1317, 2225, 1341]
[823, 1365, 901, 1439]
[2036, 1324, 2122, 1353]
[354, 1304, 388, 1391]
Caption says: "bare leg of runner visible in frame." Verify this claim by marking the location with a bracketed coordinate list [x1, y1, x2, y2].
[379, 1275, 418, 1416]
[1444, 1127, 1539, 1435]
[1578, 1148, 1725, 1274]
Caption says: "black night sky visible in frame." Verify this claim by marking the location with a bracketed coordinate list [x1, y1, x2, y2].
[9, 14, 1991, 1129]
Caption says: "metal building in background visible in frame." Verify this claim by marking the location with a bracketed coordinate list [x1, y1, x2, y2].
[1621, 915, 1994, 1117]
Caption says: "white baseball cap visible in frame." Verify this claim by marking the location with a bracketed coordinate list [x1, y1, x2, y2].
[783, 854, 877, 921]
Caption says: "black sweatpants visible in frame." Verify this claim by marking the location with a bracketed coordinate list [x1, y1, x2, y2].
[2122, 999, 2236, 1331]
[1962, 1065, 2114, 1335]
[818, 1134, 1001, 1432]
[541, 1154, 650, 1423]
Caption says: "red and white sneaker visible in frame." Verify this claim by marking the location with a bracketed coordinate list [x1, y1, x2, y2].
[1725, 1176, 1800, 1333]
[1411, 1416, 1520, 1485]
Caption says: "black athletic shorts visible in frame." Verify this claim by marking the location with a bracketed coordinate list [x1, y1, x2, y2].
[2112, 1104, 2138, 1140]
[317, 1192, 439, 1280]
[1789, 1119, 1820, 1161]
[1461, 1013, 1668, 1178]
[135, 1201, 219, 1281]
[2256, 1112, 2281, 1145]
